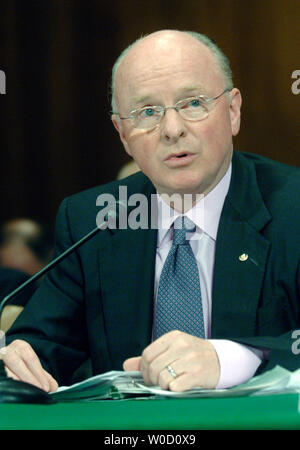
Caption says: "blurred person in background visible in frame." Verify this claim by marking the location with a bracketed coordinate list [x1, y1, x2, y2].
[0, 218, 53, 331]
[0, 266, 37, 332]
[0, 218, 53, 277]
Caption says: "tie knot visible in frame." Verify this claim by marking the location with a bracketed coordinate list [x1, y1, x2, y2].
[173, 216, 196, 245]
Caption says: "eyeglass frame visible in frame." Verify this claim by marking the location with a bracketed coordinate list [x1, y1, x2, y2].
[112, 88, 233, 129]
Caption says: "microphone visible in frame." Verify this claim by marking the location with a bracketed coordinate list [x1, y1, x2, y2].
[0, 202, 122, 403]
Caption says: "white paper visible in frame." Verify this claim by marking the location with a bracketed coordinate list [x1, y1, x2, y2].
[51, 366, 300, 401]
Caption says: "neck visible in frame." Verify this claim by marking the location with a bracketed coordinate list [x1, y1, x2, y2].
[158, 192, 204, 213]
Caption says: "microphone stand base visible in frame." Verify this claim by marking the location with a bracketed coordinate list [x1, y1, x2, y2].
[0, 360, 56, 404]
[0, 378, 56, 404]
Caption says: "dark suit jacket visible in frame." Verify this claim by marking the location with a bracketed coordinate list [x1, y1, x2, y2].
[6, 150, 300, 385]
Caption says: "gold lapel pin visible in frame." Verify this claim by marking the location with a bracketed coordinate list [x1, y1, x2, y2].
[239, 253, 248, 261]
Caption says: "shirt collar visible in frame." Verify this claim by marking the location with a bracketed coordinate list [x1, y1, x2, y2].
[156, 163, 232, 245]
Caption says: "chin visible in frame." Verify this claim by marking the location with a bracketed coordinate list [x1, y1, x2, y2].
[159, 182, 204, 197]
[168, 174, 206, 195]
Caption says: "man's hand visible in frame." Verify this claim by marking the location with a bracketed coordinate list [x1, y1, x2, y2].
[0, 339, 58, 392]
[123, 330, 220, 392]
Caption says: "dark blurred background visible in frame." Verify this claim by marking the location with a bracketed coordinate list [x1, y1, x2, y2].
[0, 0, 299, 227]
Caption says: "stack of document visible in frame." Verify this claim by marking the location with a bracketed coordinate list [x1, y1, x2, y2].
[51, 365, 300, 402]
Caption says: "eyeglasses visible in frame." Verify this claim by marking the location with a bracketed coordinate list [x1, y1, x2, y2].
[113, 88, 232, 130]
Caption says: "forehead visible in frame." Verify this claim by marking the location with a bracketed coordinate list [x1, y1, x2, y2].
[115, 33, 224, 106]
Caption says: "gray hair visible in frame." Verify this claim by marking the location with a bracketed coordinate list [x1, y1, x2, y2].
[110, 30, 233, 113]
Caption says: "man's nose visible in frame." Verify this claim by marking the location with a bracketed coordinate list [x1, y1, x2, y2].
[160, 108, 187, 144]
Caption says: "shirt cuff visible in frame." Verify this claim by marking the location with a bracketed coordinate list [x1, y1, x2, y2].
[208, 339, 264, 389]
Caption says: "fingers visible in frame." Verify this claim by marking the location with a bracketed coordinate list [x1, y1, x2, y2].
[123, 356, 141, 371]
[44, 370, 59, 392]
[140, 330, 185, 385]
[137, 331, 220, 391]
[140, 331, 176, 385]
[1, 340, 58, 392]
[156, 365, 180, 390]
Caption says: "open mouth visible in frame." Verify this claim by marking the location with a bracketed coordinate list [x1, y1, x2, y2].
[166, 152, 192, 160]
[164, 152, 196, 167]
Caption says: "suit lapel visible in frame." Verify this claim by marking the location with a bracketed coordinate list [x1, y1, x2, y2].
[211, 151, 272, 338]
[98, 179, 157, 368]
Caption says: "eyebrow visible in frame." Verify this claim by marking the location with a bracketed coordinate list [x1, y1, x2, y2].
[132, 85, 208, 107]
[178, 85, 207, 95]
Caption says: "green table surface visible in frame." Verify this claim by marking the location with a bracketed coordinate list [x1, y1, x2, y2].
[0, 393, 300, 430]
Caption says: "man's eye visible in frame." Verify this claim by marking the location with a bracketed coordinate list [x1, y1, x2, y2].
[188, 99, 202, 108]
[180, 98, 204, 110]
[140, 108, 156, 117]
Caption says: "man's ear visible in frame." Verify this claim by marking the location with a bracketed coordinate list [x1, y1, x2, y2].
[111, 114, 132, 156]
[229, 88, 242, 136]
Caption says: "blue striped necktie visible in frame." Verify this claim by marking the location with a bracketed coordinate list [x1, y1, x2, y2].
[154, 216, 205, 339]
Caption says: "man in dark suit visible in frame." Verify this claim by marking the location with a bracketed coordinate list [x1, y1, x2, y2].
[2, 30, 300, 393]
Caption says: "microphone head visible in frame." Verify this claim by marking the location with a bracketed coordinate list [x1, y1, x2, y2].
[97, 200, 127, 230]
[107, 200, 127, 217]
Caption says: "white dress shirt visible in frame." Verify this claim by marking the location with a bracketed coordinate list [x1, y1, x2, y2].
[153, 164, 263, 389]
